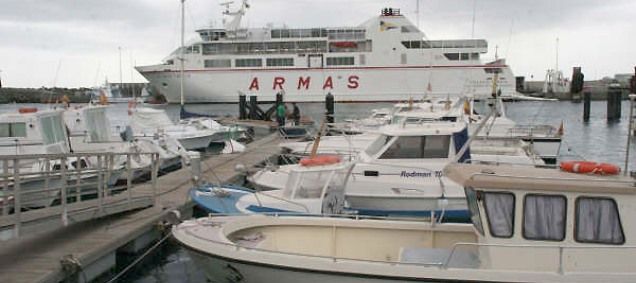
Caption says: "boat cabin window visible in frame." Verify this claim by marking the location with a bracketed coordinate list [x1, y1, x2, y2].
[85, 110, 110, 142]
[523, 194, 567, 241]
[40, 115, 67, 145]
[483, 192, 515, 238]
[379, 135, 450, 159]
[465, 188, 484, 235]
[0, 122, 27, 138]
[204, 59, 231, 68]
[266, 58, 294, 67]
[326, 57, 354, 66]
[575, 197, 624, 245]
[235, 58, 262, 67]
[185, 45, 200, 54]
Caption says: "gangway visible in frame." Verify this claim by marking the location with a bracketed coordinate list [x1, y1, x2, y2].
[0, 151, 160, 240]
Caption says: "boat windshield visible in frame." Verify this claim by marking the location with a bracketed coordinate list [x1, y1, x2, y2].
[379, 135, 450, 159]
[364, 135, 392, 157]
[40, 115, 67, 145]
[282, 170, 328, 199]
[465, 187, 484, 235]
[85, 109, 111, 142]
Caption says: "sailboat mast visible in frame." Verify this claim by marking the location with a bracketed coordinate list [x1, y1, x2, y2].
[555, 37, 559, 73]
[415, 0, 420, 30]
[118, 46, 123, 90]
[180, 0, 186, 106]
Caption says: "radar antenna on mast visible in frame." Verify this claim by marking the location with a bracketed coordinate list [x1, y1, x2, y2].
[220, 0, 250, 32]
[220, 1, 234, 14]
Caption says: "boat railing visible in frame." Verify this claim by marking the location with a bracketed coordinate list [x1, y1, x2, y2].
[507, 124, 558, 137]
[467, 170, 636, 185]
[0, 151, 160, 240]
[464, 158, 554, 168]
[252, 191, 311, 213]
[182, 215, 636, 274]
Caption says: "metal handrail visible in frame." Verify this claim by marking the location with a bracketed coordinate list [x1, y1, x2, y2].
[0, 151, 160, 240]
[468, 171, 636, 185]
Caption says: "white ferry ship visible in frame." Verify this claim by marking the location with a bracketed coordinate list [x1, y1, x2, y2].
[137, 1, 518, 103]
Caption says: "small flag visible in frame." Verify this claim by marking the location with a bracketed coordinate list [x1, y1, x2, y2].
[426, 82, 432, 92]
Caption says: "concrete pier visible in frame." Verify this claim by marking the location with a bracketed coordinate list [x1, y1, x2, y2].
[0, 132, 281, 283]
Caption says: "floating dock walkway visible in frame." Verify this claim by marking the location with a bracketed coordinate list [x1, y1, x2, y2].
[0, 132, 281, 283]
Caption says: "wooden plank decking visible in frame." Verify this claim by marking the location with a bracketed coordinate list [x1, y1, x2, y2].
[0, 132, 281, 283]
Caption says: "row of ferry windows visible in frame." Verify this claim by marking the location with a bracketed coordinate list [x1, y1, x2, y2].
[401, 39, 488, 49]
[270, 28, 366, 40]
[444, 53, 480, 61]
[203, 57, 356, 68]
[467, 189, 625, 245]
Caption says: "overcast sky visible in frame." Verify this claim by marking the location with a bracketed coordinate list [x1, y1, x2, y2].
[0, 0, 634, 88]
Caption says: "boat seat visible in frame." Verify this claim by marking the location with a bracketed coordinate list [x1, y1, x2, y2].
[399, 247, 480, 268]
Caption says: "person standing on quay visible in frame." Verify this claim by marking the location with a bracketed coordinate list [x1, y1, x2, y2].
[292, 102, 300, 125]
[276, 103, 286, 126]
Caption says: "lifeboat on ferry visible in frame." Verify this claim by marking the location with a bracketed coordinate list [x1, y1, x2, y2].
[560, 160, 620, 175]
[299, 155, 341, 167]
[18, 107, 38, 114]
[330, 41, 357, 48]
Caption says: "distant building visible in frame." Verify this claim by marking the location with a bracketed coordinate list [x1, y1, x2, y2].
[615, 74, 633, 86]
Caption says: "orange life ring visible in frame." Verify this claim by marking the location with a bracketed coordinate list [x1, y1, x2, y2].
[18, 107, 38, 114]
[560, 161, 620, 175]
[299, 155, 341, 167]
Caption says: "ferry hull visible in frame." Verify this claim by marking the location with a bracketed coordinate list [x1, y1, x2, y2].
[138, 66, 516, 103]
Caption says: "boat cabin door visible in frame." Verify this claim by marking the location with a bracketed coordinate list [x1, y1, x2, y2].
[308, 54, 323, 68]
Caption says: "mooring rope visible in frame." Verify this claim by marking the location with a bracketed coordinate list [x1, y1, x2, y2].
[105, 230, 173, 283]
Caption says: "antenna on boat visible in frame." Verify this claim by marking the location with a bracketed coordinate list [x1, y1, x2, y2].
[180, 0, 186, 107]
[555, 37, 559, 75]
[415, 0, 420, 30]
[471, 0, 476, 38]
[625, 94, 636, 176]
[118, 46, 123, 92]
[221, 0, 249, 32]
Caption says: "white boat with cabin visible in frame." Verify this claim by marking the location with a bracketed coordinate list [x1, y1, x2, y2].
[191, 160, 354, 215]
[173, 160, 635, 282]
[0, 108, 108, 208]
[65, 104, 189, 175]
[250, 121, 544, 218]
[136, 2, 520, 103]
[129, 107, 217, 150]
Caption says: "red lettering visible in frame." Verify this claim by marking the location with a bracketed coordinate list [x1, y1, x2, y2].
[248, 77, 259, 91]
[273, 77, 285, 90]
[297, 76, 311, 90]
[347, 75, 359, 89]
[322, 76, 333, 90]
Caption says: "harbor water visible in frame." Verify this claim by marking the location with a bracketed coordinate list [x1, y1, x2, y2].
[1, 100, 635, 282]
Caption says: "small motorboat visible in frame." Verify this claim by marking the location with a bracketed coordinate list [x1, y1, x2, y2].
[191, 160, 354, 215]
[174, 160, 636, 282]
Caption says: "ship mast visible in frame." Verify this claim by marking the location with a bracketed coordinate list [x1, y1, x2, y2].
[222, 0, 249, 32]
[180, 0, 185, 106]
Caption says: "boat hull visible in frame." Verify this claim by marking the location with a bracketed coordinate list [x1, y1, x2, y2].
[186, 247, 459, 283]
[177, 135, 214, 150]
[139, 66, 517, 104]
